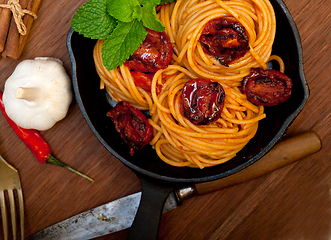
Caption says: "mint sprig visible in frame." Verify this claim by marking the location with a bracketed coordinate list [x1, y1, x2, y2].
[71, 0, 175, 71]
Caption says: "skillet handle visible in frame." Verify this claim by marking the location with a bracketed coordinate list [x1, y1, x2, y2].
[127, 174, 180, 240]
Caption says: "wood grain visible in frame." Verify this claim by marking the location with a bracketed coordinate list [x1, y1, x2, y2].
[0, 0, 330, 239]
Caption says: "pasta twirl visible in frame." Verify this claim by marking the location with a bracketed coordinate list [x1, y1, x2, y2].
[149, 65, 265, 168]
[159, 0, 276, 85]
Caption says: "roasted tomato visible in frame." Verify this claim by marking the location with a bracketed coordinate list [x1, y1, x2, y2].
[130, 71, 162, 94]
[125, 28, 173, 73]
[130, 71, 154, 92]
[180, 78, 225, 125]
[199, 17, 249, 66]
[242, 68, 292, 106]
[107, 101, 154, 156]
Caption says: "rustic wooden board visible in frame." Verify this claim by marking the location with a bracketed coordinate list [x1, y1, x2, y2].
[0, 0, 330, 239]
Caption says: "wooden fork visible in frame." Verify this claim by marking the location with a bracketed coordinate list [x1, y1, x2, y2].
[0, 155, 24, 240]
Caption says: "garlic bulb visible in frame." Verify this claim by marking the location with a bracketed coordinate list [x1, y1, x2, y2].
[3, 57, 73, 131]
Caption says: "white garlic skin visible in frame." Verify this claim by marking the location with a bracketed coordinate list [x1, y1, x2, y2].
[3, 57, 73, 131]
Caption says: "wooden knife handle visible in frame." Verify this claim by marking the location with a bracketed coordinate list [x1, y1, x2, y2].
[194, 131, 322, 195]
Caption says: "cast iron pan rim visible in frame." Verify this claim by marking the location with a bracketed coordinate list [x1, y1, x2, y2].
[66, 0, 308, 184]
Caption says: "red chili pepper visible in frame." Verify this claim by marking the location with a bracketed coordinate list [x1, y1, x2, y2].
[0, 91, 93, 182]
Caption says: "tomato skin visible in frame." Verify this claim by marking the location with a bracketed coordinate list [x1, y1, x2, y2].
[130, 71, 154, 91]
[107, 101, 154, 156]
[180, 78, 225, 125]
[242, 68, 292, 106]
[125, 28, 173, 73]
[199, 17, 249, 66]
[130, 71, 162, 94]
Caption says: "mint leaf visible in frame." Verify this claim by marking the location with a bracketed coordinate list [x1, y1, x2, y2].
[71, 0, 117, 39]
[107, 0, 141, 22]
[102, 20, 148, 70]
[132, 5, 143, 20]
[141, 3, 165, 32]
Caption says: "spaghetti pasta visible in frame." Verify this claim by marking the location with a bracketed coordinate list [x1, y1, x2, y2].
[93, 0, 283, 169]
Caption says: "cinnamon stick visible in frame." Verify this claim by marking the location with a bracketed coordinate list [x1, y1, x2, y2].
[0, 0, 13, 52]
[2, 0, 41, 59]
[17, 0, 42, 58]
[2, 16, 19, 58]
[2, 0, 29, 59]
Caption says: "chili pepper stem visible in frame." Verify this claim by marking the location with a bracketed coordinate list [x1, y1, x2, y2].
[46, 154, 94, 183]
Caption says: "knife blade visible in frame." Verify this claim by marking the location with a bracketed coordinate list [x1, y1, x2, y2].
[26, 191, 181, 240]
[27, 131, 321, 240]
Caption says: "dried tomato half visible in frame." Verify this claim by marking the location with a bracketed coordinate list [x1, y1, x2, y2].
[199, 17, 249, 66]
[180, 78, 225, 125]
[107, 101, 154, 156]
[242, 68, 293, 106]
[125, 28, 173, 73]
[130, 71, 162, 94]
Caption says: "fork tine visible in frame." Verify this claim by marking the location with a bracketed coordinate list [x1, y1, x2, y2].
[17, 188, 24, 240]
[8, 189, 17, 240]
[0, 155, 25, 239]
[0, 190, 8, 240]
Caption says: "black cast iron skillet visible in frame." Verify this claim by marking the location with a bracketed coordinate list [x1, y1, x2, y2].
[67, 0, 309, 238]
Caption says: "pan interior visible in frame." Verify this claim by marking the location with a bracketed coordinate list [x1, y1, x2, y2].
[67, 0, 309, 184]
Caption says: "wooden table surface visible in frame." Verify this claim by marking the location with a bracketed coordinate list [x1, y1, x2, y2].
[0, 0, 330, 239]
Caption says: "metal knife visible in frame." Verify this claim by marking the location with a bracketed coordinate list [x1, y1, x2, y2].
[27, 131, 321, 240]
